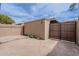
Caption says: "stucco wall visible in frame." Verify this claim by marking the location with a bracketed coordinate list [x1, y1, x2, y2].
[0, 24, 23, 37]
[76, 20, 79, 45]
[24, 20, 45, 39]
[45, 20, 50, 40]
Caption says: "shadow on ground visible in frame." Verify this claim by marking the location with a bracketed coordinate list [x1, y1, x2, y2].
[47, 40, 79, 56]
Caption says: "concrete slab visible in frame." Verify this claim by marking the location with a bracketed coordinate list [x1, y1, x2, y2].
[0, 36, 58, 56]
[47, 40, 79, 56]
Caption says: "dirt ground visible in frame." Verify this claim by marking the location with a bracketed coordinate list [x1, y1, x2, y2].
[0, 35, 58, 56]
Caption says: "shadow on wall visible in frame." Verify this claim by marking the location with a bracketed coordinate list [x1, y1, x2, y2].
[21, 25, 24, 35]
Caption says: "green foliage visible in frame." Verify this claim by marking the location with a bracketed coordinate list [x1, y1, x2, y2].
[29, 34, 34, 38]
[28, 34, 38, 39]
[69, 3, 77, 11]
[0, 14, 15, 24]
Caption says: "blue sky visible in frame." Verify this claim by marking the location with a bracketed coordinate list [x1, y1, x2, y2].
[0, 3, 78, 23]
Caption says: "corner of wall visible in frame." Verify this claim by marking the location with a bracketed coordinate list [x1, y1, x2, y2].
[44, 20, 50, 40]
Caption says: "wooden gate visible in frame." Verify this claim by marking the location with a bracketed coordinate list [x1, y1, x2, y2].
[49, 23, 61, 39]
[49, 21, 76, 42]
[61, 21, 76, 42]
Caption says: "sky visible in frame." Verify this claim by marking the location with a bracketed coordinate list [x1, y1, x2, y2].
[0, 3, 78, 23]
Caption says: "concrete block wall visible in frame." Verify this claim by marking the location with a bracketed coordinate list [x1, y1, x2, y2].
[0, 20, 50, 40]
[0, 24, 23, 37]
[24, 20, 45, 39]
[24, 20, 50, 40]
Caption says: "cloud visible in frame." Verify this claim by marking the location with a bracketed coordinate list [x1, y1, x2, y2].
[0, 3, 73, 23]
[56, 5, 79, 21]
[1, 3, 37, 23]
[1, 4, 35, 17]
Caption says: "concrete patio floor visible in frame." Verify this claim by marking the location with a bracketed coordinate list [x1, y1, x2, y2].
[0, 36, 79, 56]
[47, 40, 79, 56]
[0, 35, 58, 56]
